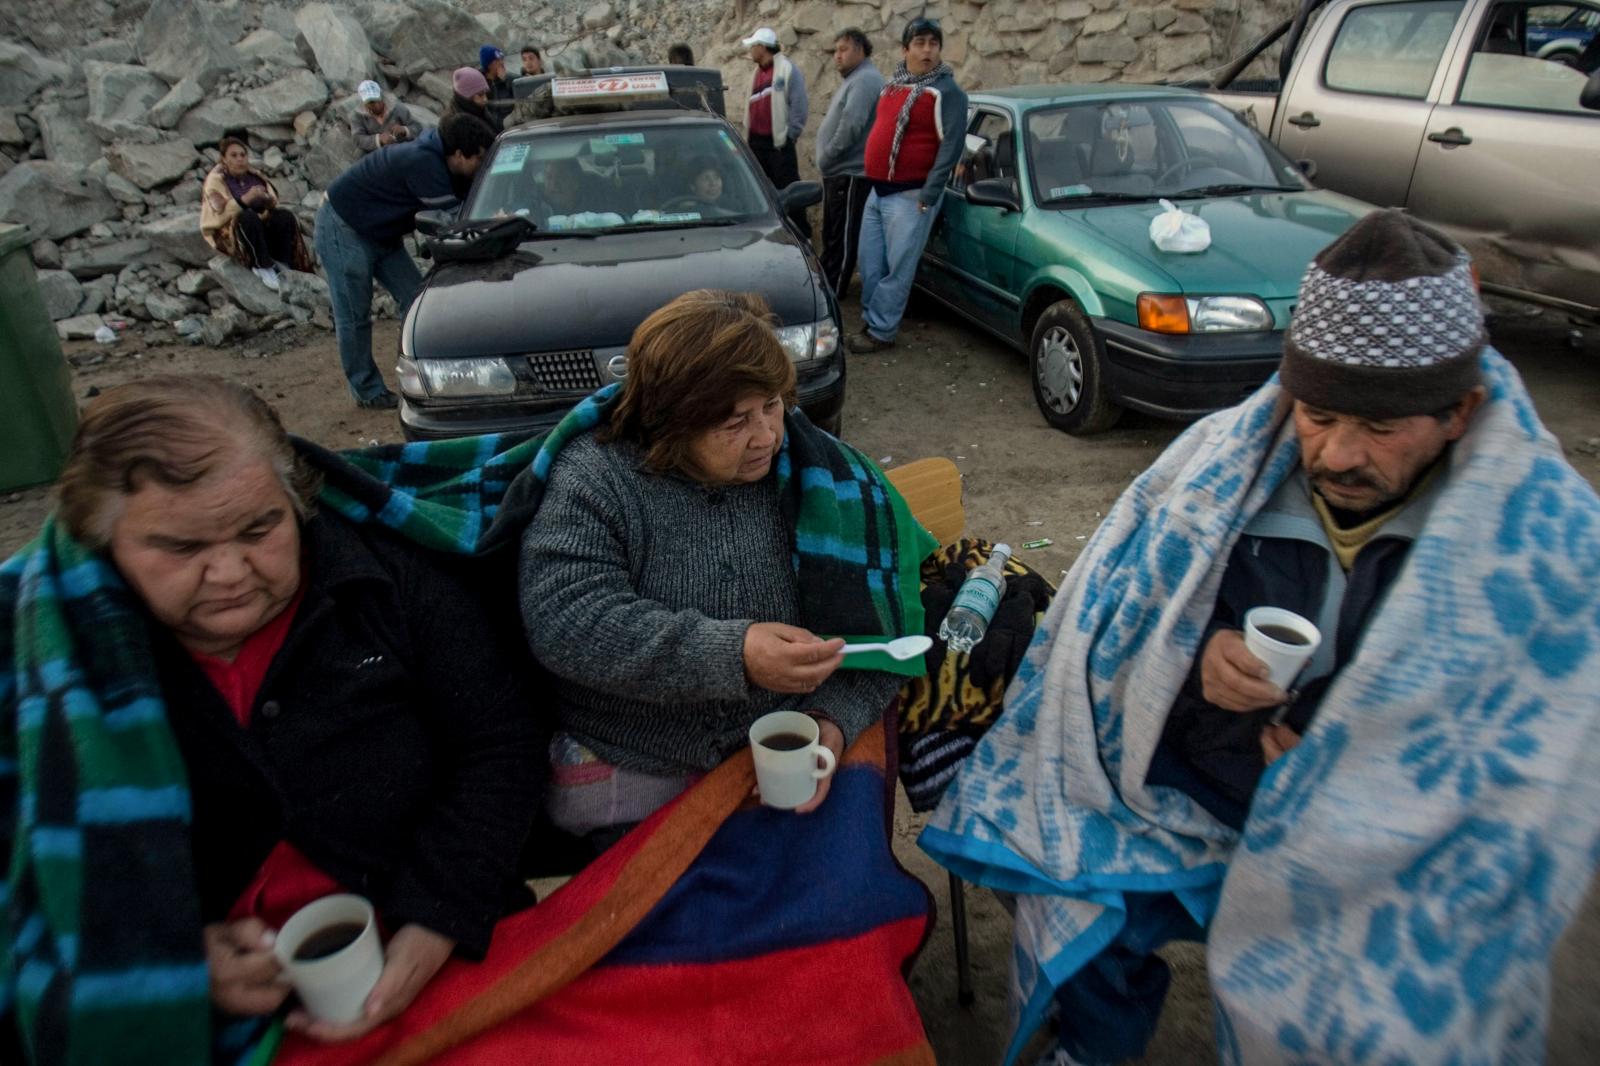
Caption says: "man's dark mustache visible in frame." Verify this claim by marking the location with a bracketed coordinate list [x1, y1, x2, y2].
[1311, 469, 1383, 492]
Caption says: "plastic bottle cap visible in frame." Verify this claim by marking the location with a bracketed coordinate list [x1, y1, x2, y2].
[992, 543, 1011, 555]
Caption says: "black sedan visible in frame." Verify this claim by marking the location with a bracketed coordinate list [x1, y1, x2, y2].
[397, 108, 844, 439]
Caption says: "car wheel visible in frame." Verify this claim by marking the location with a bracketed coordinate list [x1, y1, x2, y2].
[1029, 300, 1122, 434]
[813, 411, 843, 437]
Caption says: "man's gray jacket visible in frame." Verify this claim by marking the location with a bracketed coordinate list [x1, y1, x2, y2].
[815, 60, 885, 179]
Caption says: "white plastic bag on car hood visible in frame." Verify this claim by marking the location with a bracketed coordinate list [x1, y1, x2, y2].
[1149, 198, 1210, 253]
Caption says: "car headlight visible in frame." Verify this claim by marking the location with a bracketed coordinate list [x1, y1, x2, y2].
[1137, 294, 1274, 333]
[1189, 295, 1273, 331]
[774, 316, 840, 364]
[412, 356, 518, 398]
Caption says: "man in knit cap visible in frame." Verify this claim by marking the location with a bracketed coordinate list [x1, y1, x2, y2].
[1145, 208, 1489, 824]
[922, 209, 1600, 1066]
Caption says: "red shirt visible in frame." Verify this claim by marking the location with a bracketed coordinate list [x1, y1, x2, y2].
[188, 587, 304, 726]
[187, 587, 345, 926]
[864, 87, 945, 185]
[747, 63, 775, 138]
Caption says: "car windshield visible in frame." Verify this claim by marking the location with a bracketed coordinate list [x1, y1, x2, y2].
[1025, 98, 1307, 206]
[466, 123, 770, 232]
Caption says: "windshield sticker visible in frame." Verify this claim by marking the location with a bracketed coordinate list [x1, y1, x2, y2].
[489, 143, 529, 175]
[604, 132, 646, 145]
[588, 138, 618, 154]
[1049, 184, 1093, 199]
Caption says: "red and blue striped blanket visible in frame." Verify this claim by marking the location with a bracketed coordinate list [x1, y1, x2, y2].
[263, 721, 934, 1066]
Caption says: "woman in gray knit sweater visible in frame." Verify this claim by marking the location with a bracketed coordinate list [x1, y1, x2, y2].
[519, 291, 901, 845]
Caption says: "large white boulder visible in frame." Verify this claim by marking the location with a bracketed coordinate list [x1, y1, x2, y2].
[295, 3, 378, 87]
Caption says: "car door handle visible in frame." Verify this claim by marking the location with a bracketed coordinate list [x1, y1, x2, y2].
[1426, 127, 1472, 146]
[1286, 111, 1321, 128]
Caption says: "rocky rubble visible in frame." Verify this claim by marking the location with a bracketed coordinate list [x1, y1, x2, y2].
[1, 0, 1294, 350]
[0, 0, 490, 347]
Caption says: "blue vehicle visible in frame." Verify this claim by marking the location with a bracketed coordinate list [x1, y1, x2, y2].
[1525, 4, 1599, 66]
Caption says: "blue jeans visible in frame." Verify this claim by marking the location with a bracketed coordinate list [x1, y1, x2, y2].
[858, 188, 943, 342]
[313, 201, 423, 401]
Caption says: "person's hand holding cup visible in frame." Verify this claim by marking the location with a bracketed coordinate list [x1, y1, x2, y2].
[1199, 608, 1321, 712]
[1241, 607, 1321, 693]
[272, 894, 385, 1029]
[749, 710, 838, 811]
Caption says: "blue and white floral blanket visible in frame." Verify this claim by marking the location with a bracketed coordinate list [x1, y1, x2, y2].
[920, 350, 1600, 1065]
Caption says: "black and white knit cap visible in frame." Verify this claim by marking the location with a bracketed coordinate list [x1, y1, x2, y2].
[1280, 209, 1484, 419]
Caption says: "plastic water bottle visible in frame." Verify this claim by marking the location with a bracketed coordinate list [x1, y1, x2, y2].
[939, 543, 1011, 654]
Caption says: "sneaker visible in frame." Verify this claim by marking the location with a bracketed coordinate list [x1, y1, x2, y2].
[846, 330, 894, 354]
[253, 266, 281, 292]
[357, 391, 399, 410]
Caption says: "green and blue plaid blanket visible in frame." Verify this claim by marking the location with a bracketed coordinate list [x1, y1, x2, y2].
[1, 387, 932, 1064]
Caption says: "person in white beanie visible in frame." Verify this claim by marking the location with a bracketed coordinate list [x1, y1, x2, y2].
[742, 26, 809, 236]
[349, 79, 415, 154]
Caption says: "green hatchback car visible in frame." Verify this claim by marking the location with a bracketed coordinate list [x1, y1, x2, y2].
[915, 85, 1372, 434]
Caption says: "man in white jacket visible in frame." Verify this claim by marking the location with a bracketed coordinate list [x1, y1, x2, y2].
[815, 29, 884, 295]
[743, 26, 810, 237]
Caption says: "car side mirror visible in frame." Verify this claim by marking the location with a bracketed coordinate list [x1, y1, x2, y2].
[776, 180, 823, 212]
[415, 209, 457, 237]
[1296, 157, 1318, 181]
[1582, 69, 1600, 111]
[965, 177, 1020, 213]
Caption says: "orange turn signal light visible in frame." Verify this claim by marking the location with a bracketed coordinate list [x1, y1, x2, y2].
[1137, 293, 1190, 334]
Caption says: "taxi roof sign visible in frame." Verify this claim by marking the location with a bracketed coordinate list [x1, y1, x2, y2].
[551, 72, 670, 109]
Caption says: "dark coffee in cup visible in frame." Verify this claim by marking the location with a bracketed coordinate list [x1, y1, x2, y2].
[292, 922, 366, 962]
[760, 732, 812, 752]
[1256, 624, 1310, 646]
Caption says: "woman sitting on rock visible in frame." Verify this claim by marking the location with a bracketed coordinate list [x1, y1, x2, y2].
[200, 132, 314, 292]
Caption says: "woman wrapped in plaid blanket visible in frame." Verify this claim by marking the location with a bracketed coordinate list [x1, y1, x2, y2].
[0, 376, 547, 1064]
[521, 290, 922, 846]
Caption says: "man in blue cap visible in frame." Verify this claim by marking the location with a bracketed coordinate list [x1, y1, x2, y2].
[480, 45, 512, 130]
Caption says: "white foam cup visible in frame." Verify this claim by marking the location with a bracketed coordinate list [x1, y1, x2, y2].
[273, 893, 384, 1024]
[1243, 607, 1322, 691]
[749, 710, 837, 809]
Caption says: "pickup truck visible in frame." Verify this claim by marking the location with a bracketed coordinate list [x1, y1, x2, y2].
[1197, 0, 1600, 320]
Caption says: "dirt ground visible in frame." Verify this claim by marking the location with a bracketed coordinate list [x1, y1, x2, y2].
[2, 297, 1596, 1065]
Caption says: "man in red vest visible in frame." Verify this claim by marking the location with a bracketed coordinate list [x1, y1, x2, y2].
[848, 17, 967, 353]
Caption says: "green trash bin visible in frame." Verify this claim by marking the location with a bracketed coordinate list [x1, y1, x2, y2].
[0, 222, 78, 492]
